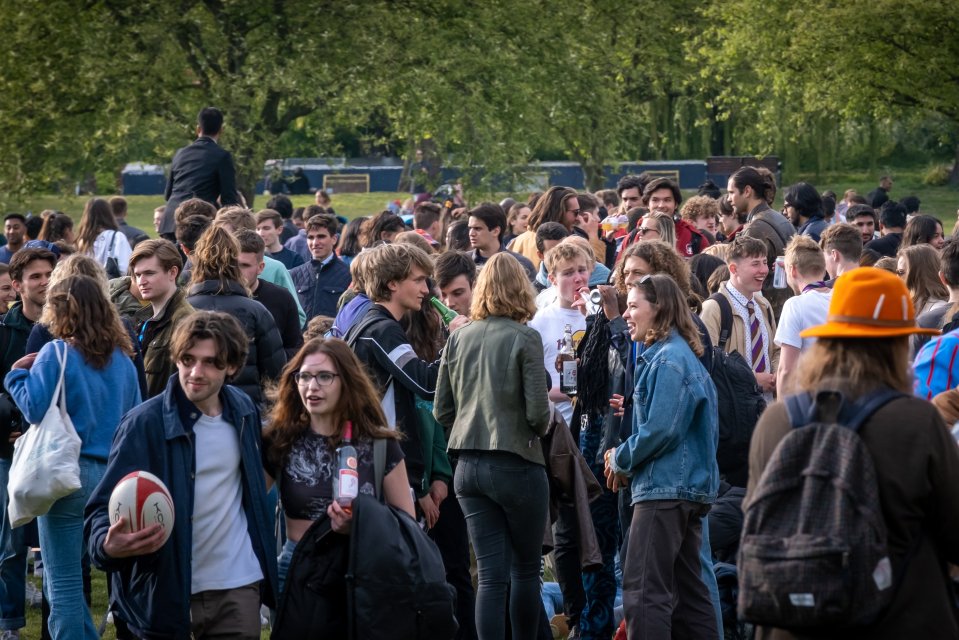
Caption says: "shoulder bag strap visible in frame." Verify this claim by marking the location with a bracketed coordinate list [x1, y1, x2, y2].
[373, 437, 386, 503]
[53, 340, 68, 413]
[708, 292, 734, 350]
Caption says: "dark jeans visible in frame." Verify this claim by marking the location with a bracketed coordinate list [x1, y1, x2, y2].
[622, 500, 718, 640]
[430, 475, 478, 640]
[455, 452, 548, 640]
[552, 503, 585, 630]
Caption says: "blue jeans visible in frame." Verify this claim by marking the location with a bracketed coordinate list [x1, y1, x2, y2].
[277, 538, 297, 598]
[38, 457, 104, 640]
[455, 452, 548, 640]
[0, 457, 27, 630]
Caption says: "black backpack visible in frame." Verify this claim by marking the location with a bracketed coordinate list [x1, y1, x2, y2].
[738, 389, 901, 629]
[272, 440, 457, 640]
[706, 293, 767, 487]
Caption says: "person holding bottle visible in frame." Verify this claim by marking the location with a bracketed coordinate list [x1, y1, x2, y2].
[262, 338, 414, 594]
[434, 252, 550, 640]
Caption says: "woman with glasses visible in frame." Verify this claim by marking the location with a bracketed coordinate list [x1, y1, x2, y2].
[262, 339, 414, 595]
[636, 212, 676, 249]
[603, 274, 720, 639]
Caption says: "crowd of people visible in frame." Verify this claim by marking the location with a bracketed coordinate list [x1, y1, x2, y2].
[0, 107, 957, 640]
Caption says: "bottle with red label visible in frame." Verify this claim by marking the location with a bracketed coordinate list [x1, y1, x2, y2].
[334, 421, 359, 507]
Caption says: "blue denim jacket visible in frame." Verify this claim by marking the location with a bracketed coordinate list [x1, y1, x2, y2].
[611, 329, 719, 505]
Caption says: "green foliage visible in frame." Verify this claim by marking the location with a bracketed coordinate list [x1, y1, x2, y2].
[0, 0, 955, 199]
[923, 164, 952, 187]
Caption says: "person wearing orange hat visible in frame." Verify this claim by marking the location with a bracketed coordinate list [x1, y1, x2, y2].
[745, 267, 959, 640]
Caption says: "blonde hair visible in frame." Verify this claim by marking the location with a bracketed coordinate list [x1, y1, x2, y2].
[49, 254, 109, 297]
[349, 250, 371, 295]
[701, 243, 729, 261]
[544, 242, 591, 276]
[784, 235, 826, 280]
[470, 253, 537, 322]
[562, 235, 596, 264]
[214, 207, 256, 231]
[642, 212, 676, 249]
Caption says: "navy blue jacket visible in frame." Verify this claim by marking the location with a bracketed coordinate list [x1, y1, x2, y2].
[85, 376, 278, 639]
[186, 279, 287, 404]
[290, 256, 352, 322]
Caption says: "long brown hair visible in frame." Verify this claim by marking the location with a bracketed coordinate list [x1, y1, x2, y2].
[188, 225, 246, 293]
[40, 275, 133, 368]
[264, 339, 398, 470]
[900, 244, 948, 312]
[634, 274, 703, 356]
[75, 198, 118, 255]
[615, 240, 701, 312]
[794, 337, 912, 398]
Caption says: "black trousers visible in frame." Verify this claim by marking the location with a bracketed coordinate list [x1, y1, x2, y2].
[621, 500, 718, 640]
[430, 487, 478, 640]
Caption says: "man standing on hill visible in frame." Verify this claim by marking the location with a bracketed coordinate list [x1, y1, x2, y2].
[160, 107, 240, 242]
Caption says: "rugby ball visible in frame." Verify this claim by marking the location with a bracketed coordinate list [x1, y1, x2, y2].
[108, 471, 174, 545]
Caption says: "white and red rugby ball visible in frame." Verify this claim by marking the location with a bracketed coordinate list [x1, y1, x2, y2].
[108, 471, 175, 545]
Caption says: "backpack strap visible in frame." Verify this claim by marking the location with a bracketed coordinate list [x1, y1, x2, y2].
[373, 437, 386, 503]
[707, 292, 734, 350]
[785, 388, 904, 431]
[845, 388, 904, 432]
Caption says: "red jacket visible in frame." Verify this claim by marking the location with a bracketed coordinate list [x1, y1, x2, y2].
[617, 216, 710, 261]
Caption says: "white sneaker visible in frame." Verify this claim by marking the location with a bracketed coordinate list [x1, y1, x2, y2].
[0, 629, 21, 640]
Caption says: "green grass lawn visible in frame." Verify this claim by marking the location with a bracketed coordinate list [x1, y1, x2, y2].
[22, 568, 272, 639]
[4, 168, 958, 238]
[4, 192, 410, 241]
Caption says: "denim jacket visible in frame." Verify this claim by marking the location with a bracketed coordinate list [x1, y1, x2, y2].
[610, 329, 719, 505]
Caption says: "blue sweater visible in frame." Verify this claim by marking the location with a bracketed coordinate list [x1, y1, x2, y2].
[5, 340, 141, 461]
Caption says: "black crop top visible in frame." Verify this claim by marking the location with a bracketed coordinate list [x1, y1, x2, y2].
[267, 432, 403, 521]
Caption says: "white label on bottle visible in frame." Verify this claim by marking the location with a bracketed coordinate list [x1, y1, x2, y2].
[788, 593, 815, 607]
[338, 469, 359, 499]
[562, 360, 577, 388]
[873, 556, 892, 591]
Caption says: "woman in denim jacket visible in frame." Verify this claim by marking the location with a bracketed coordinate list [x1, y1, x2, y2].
[603, 274, 720, 640]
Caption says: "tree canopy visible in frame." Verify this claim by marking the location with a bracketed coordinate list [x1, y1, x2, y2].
[0, 0, 955, 203]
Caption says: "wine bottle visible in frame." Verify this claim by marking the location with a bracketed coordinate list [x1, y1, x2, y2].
[334, 421, 359, 507]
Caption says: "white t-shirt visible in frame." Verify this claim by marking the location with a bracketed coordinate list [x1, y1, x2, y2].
[529, 303, 587, 425]
[190, 413, 263, 594]
[774, 289, 833, 352]
[92, 229, 133, 275]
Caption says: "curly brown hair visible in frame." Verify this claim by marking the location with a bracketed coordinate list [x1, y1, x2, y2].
[614, 240, 700, 312]
[41, 275, 133, 368]
[263, 339, 399, 471]
[188, 225, 246, 293]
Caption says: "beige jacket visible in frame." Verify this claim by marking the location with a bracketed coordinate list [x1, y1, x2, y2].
[700, 283, 780, 373]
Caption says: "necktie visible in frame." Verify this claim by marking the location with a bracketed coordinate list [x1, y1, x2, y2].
[748, 300, 766, 373]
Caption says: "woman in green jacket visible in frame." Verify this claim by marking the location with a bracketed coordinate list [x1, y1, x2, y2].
[434, 252, 550, 640]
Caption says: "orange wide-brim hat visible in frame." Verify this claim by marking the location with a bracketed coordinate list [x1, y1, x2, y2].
[800, 267, 941, 339]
